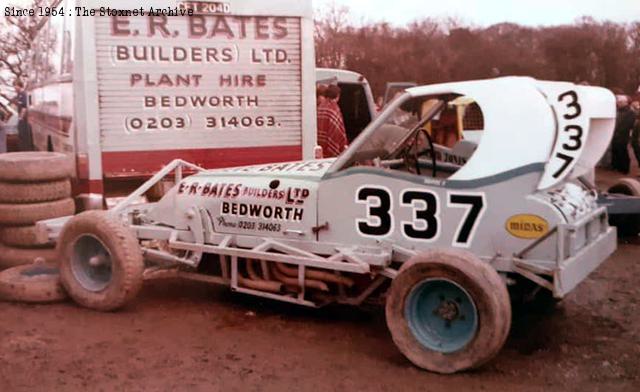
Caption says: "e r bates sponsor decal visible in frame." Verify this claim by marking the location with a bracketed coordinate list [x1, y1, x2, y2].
[222, 160, 334, 174]
[177, 182, 310, 205]
[221, 202, 304, 222]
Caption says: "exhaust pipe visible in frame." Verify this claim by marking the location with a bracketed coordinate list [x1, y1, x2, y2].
[273, 262, 354, 287]
[270, 263, 329, 292]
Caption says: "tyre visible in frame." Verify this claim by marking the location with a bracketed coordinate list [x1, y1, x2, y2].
[0, 198, 75, 226]
[0, 225, 52, 248]
[0, 243, 58, 270]
[0, 152, 73, 182]
[57, 211, 144, 311]
[385, 249, 511, 374]
[608, 178, 640, 237]
[0, 263, 67, 303]
[0, 179, 71, 204]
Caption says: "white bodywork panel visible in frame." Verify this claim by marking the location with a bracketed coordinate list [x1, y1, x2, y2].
[406, 77, 555, 183]
[405, 77, 615, 190]
[535, 81, 615, 186]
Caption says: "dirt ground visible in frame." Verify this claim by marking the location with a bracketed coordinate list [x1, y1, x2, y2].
[1, 171, 640, 391]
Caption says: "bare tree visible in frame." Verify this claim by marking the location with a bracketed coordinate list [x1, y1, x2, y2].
[0, 0, 50, 104]
[314, 3, 640, 97]
[314, 2, 351, 68]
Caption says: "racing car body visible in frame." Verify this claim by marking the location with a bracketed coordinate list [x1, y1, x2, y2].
[45, 77, 617, 374]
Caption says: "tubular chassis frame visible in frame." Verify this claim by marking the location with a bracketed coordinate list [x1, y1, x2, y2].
[40, 160, 616, 306]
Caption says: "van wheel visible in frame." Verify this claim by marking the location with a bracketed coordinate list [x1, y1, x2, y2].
[608, 178, 640, 237]
[57, 211, 144, 311]
[385, 249, 511, 374]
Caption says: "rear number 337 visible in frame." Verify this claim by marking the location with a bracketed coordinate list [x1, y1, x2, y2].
[356, 187, 485, 247]
[552, 90, 584, 179]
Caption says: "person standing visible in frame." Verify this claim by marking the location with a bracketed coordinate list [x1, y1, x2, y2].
[14, 80, 33, 151]
[316, 84, 348, 158]
[316, 84, 327, 107]
[611, 95, 636, 174]
[631, 99, 640, 168]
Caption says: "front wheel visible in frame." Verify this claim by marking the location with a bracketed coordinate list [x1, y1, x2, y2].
[57, 211, 144, 311]
[385, 249, 511, 374]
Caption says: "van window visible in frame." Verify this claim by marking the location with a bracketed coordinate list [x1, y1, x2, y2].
[338, 83, 372, 143]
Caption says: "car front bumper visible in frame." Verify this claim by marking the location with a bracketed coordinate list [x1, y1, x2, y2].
[553, 207, 617, 297]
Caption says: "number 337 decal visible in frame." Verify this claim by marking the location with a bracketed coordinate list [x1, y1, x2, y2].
[355, 186, 486, 247]
[538, 89, 589, 189]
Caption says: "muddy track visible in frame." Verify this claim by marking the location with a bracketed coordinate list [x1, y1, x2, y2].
[0, 243, 638, 391]
[0, 168, 638, 391]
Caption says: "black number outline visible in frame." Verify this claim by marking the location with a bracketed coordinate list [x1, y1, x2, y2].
[400, 189, 440, 242]
[561, 125, 583, 151]
[552, 153, 574, 179]
[355, 186, 394, 237]
[548, 90, 584, 182]
[558, 90, 582, 120]
[448, 193, 486, 247]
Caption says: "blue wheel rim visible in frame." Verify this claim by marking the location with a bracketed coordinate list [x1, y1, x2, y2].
[405, 279, 478, 353]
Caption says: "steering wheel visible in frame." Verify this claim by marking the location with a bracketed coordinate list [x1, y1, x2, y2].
[404, 128, 437, 177]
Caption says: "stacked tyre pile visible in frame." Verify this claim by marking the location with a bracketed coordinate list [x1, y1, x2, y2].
[0, 152, 74, 303]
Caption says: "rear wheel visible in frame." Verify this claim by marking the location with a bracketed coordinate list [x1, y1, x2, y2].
[57, 211, 144, 311]
[386, 249, 511, 374]
[608, 178, 640, 237]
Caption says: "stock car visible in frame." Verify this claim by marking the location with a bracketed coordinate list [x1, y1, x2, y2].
[42, 77, 617, 374]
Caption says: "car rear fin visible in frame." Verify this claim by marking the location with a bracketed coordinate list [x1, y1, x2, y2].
[535, 82, 615, 190]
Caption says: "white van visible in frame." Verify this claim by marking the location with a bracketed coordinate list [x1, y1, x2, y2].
[26, 0, 317, 206]
[316, 68, 376, 143]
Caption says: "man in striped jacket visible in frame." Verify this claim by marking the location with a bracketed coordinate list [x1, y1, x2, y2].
[317, 84, 348, 158]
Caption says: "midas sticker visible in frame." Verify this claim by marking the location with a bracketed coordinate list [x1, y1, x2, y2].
[506, 215, 549, 239]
